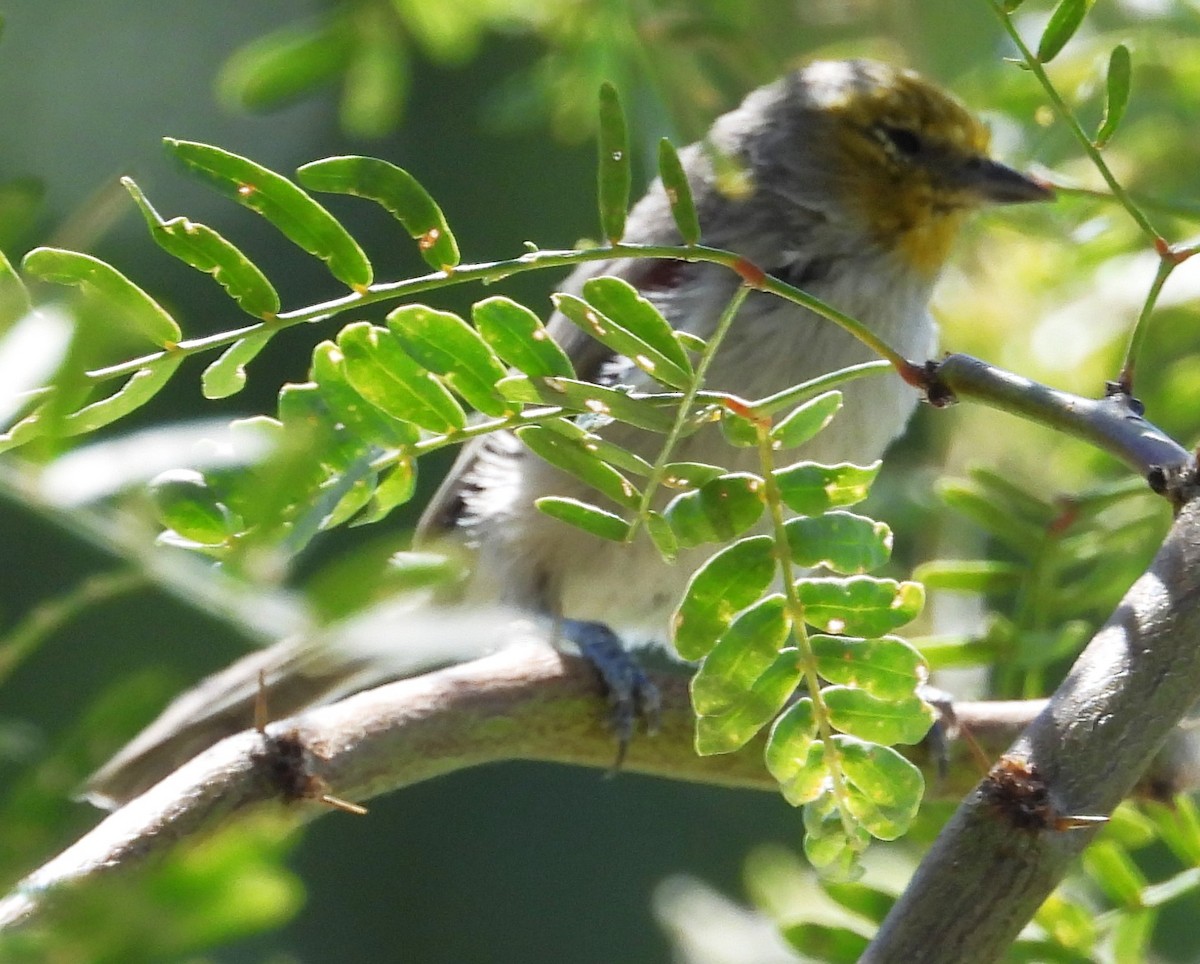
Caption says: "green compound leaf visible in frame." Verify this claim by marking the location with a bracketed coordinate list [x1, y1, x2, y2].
[691, 595, 792, 714]
[836, 736, 924, 840]
[534, 496, 631, 542]
[515, 423, 641, 509]
[657, 138, 700, 245]
[597, 82, 630, 243]
[337, 321, 465, 433]
[769, 391, 843, 450]
[310, 340, 418, 447]
[472, 296, 574, 379]
[534, 377, 675, 432]
[1096, 44, 1132, 148]
[774, 461, 879, 514]
[811, 635, 926, 701]
[822, 687, 934, 745]
[672, 535, 775, 660]
[536, 416, 653, 477]
[664, 472, 765, 547]
[122, 177, 280, 319]
[796, 577, 924, 637]
[202, 330, 274, 399]
[580, 275, 694, 377]
[150, 468, 240, 546]
[22, 247, 182, 347]
[695, 652, 801, 755]
[386, 304, 510, 416]
[785, 511, 892, 574]
[554, 290, 692, 391]
[1037, 0, 1093, 65]
[164, 138, 372, 290]
[297, 155, 460, 271]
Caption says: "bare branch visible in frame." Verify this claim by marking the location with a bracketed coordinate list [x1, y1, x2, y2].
[865, 496, 1200, 963]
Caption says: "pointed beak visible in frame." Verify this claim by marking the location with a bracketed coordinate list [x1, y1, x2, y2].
[960, 156, 1055, 205]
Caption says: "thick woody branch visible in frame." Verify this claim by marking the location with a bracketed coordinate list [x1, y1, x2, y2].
[926, 353, 1196, 499]
[1, 636, 1197, 934]
[865, 496, 1200, 963]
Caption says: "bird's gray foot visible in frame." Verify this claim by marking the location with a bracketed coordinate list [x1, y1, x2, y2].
[564, 619, 661, 768]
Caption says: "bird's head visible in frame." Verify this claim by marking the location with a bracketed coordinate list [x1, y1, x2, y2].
[722, 59, 1052, 279]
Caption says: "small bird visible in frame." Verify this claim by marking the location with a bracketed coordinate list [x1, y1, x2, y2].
[85, 59, 1051, 807]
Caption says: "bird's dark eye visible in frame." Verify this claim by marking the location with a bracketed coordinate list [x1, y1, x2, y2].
[878, 125, 923, 157]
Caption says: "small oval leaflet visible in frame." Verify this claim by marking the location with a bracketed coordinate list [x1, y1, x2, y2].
[22, 247, 182, 347]
[297, 156, 460, 272]
[472, 296, 574, 380]
[202, 330, 274, 400]
[516, 424, 641, 509]
[337, 322, 466, 434]
[387, 304, 509, 416]
[310, 340, 419, 448]
[672, 535, 776, 661]
[533, 496, 631, 542]
[164, 138, 372, 290]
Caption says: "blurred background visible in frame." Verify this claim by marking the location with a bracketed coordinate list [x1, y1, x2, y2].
[4, 0, 1200, 961]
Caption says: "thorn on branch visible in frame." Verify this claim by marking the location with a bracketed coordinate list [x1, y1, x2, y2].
[981, 755, 1108, 833]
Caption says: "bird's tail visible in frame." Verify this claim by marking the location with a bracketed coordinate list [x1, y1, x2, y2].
[82, 602, 527, 809]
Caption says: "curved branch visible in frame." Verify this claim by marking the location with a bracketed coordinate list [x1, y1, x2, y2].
[865, 497, 1200, 963]
[2, 633, 1197, 934]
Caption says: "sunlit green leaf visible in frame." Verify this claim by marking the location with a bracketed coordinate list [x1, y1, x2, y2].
[692, 595, 792, 714]
[472, 296, 574, 379]
[22, 247, 182, 346]
[533, 377, 674, 432]
[672, 535, 775, 660]
[63, 359, 184, 438]
[646, 509, 678, 562]
[310, 340, 418, 447]
[769, 391, 842, 449]
[202, 330, 273, 399]
[0, 249, 32, 334]
[661, 462, 725, 487]
[664, 472, 764, 547]
[340, 14, 409, 138]
[597, 82, 630, 243]
[515, 423, 640, 508]
[911, 559, 1023, 593]
[796, 577, 924, 636]
[164, 139, 372, 289]
[786, 511, 892, 574]
[823, 687, 933, 745]
[820, 880, 896, 925]
[580, 275, 693, 376]
[123, 178, 280, 319]
[298, 155, 459, 271]
[337, 322, 465, 433]
[837, 737, 924, 839]
[695, 653, 800, 755]
[533, 496, 630, 541]
[1033, 892, 1099, 952]
[765, 699, 821, 805]
[657, 138, 700, 245]
[387, 304, 508, 415]
[775, 462, 879, 514]
[554, 290, 692, 390]
[811, 635, 926, 700]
